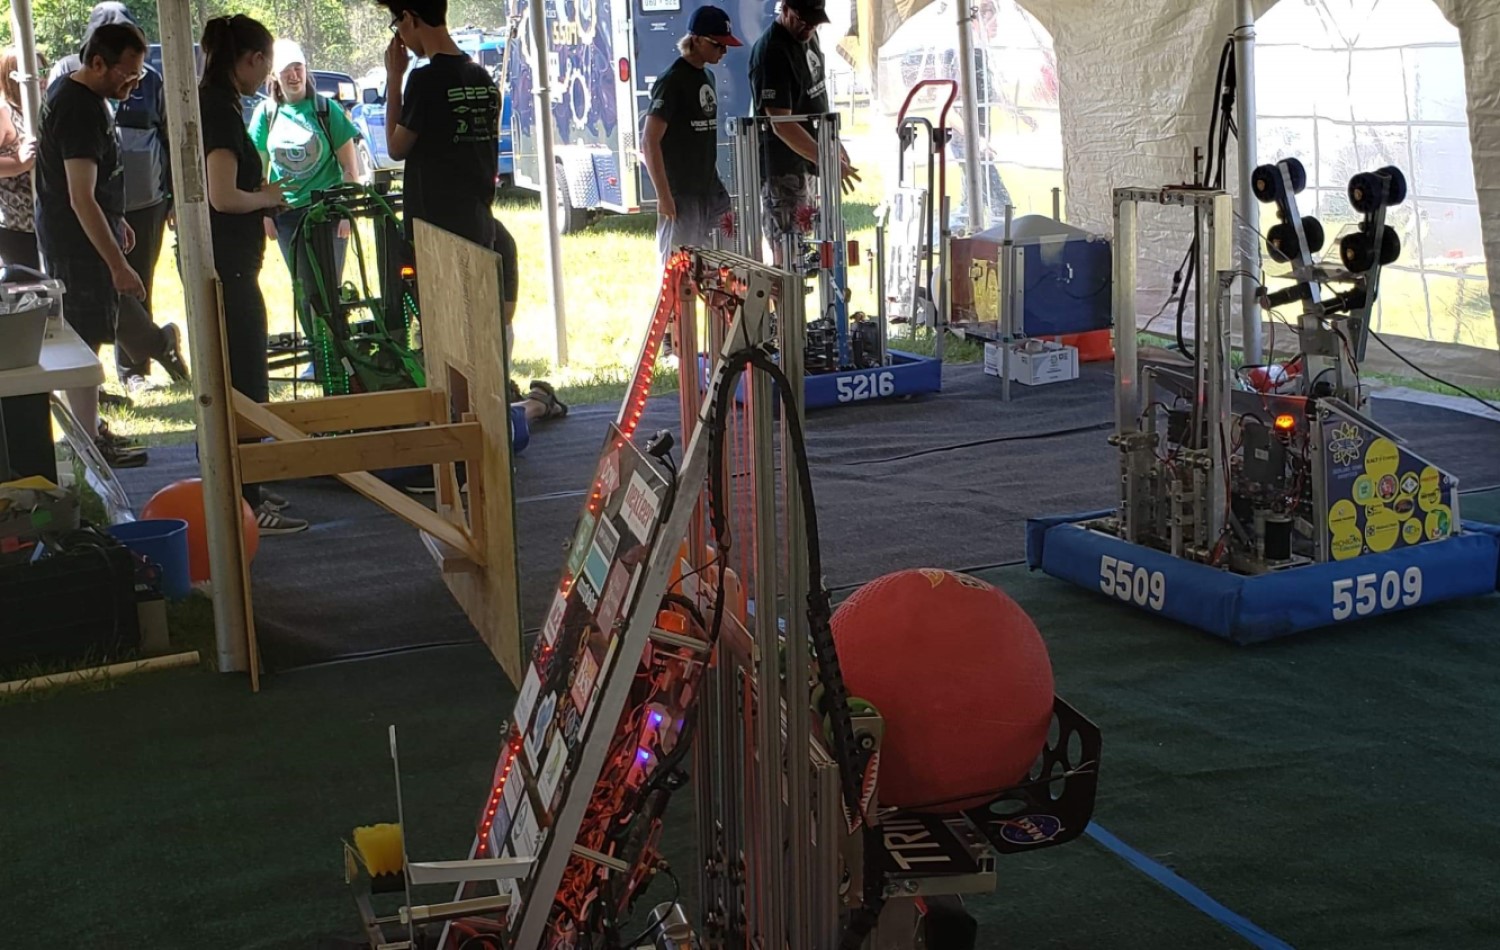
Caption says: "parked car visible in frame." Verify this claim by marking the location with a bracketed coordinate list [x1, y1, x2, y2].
[351, 31, 514, 185]
[147, 44, 368, 143]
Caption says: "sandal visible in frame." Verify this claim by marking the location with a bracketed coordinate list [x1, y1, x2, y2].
[528, 380, 569, 419]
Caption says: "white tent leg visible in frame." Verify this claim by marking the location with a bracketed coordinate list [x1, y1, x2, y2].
[1234, 0, 1262, 363]
[157, 0, 254, 677]
[528, 0, 569, 367]
[8, 0, 42, 214]
[956, 0, 984, 233]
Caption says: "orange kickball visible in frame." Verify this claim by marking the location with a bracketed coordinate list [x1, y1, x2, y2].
[140, 478, 260, 584]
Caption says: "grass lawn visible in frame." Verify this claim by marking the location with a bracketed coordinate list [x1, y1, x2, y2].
[100, 128, 964, 446]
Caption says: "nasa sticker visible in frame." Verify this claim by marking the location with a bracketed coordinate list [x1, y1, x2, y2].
[997, 814, 1063, 846]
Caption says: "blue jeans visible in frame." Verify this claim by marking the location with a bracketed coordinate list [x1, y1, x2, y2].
[273, 206, 348, 328]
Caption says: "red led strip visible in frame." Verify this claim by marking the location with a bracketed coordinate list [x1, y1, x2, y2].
[477, 731, 524, 854]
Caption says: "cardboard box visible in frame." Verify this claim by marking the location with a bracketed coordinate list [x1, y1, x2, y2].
[984, 340, 1080, 386]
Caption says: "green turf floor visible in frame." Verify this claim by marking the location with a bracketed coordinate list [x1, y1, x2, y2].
[5, 492, 1500, 949]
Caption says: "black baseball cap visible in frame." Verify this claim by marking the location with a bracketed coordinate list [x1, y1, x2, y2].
[783, 0, 830, 26]
[689, 5, 743, 45]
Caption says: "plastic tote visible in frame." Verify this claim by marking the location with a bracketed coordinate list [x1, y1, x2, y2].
[108, 518, 192, 601]
[0, 302, 48, 371]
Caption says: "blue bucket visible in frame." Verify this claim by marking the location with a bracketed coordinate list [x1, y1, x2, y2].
[108, 518, 192, 601]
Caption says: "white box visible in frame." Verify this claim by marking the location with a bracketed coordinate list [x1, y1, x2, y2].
[983, 341, 1080, 386]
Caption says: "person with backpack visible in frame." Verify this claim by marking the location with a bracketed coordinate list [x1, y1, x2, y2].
[248, 39, 362, 326]
[49, 2, 190, 396]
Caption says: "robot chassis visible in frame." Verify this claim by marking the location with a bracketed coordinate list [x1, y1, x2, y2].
[267, 176, 423, 397]
[343, 248, 1100, 949]
[1027, 160, 1497, 642]
[728, 114, 943, 408]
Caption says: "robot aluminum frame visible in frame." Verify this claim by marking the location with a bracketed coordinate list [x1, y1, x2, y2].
[1111, 187, 1236, 547]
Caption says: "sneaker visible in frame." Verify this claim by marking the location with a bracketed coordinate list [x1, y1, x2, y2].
[528, 380, 569, 419]
[255, 503, 308, 535]
[122, 373, 152, 397]
[157, 323, 191, 383]
[96, 437, 148, 469]
[262, 490, 290, 511]
[96, 420, 141, 449]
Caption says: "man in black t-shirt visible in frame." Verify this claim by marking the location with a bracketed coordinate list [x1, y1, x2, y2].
[377, 0, 563, 430]
[642, 6, 741, 270]
[35, 21, 149, 467]
[747, 0, 859, 260]
[378, 0, 525, 351]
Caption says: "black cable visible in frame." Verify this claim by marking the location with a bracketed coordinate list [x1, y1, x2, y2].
[842, 420, 1112, 465]
[614, 863, 682, 949]
[1174, 37, 1238, 362]
[1367, 329, 1500, 414]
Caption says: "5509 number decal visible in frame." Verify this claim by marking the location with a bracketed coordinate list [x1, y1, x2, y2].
[1099, 555, 1166, 610]
[1332, 567, 1421, 620]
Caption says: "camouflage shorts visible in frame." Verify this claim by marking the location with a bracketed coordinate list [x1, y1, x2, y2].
[760, 172, 814, 249]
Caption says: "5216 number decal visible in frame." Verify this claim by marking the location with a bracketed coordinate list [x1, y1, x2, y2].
[835, 372, 896, 403]
[1331, 567, 1421, 620]
[1099, 555, 1166, 610]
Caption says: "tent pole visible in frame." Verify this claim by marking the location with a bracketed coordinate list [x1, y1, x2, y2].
[955, 0, 984, 233]
[527, 0, 569, 367]
[1234, 0, 1262, 363]
[8, 0, 42, 213]
[7, 0, 41, 140]
[156, 0, 255, 677]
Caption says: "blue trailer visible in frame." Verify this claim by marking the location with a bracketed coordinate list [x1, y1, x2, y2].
[507, 0, 775, 232]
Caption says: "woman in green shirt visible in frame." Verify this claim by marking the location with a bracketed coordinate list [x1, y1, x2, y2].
[248, 39, 360, 313]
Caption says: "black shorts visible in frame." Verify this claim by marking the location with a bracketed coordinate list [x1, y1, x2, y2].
[49, 254, 118, 351]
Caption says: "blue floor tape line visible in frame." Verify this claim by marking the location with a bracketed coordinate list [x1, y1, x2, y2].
[1085, 823, 1296, 950]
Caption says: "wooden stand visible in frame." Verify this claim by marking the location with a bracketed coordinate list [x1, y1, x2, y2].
[231, 222, 523, 686]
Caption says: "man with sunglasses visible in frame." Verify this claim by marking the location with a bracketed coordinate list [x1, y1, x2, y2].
[748, 0, 859, 262]
[642, 6, 741, 270]
[641, 6, 741, 355]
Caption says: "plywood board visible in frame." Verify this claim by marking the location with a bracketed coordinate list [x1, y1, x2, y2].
[412, 219, 523, 685]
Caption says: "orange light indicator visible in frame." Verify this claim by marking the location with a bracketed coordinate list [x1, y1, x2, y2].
[1274, 413, 1296, 433]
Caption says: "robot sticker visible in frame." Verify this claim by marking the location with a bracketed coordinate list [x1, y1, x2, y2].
[1323, 421, 1456, 560]
[566, 511, 597, 578]
[526, 692, 558, 766]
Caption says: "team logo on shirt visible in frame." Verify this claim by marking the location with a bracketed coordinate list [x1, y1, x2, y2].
[699, 83, 717, 118]
[274, 123, 324, 179]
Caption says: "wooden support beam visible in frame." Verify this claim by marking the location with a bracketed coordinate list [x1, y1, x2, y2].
[238, 422, 481, 484]
[237, 389, 446, 437]
[232, 392, 482, 564]
[421, 531, 482, 575]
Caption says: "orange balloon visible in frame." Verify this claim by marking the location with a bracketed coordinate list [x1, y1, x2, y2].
[141, 478, 260, 584]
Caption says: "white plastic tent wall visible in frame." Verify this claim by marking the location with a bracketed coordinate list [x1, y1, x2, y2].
[854, 0, 1500, 386]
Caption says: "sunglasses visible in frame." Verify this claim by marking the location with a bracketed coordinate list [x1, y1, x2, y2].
[704, 39, 728, 52]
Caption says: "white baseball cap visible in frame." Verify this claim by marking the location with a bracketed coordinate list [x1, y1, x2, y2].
[273, 39, 306, 72]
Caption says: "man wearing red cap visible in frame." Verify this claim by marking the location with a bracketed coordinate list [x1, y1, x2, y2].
[641, 5, 741, 273]
[748, 0, 859, 261]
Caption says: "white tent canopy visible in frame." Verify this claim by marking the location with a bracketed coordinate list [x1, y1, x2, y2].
[853, 0, 1500, 386]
